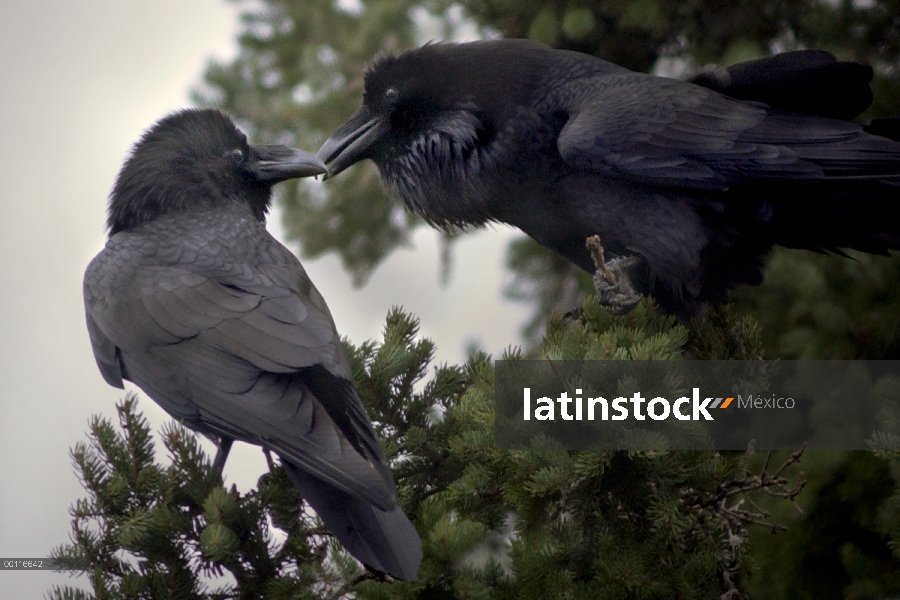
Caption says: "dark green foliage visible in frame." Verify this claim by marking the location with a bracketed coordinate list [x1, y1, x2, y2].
[732, 250, 900, 360]
[868, 379, 900, 582]
[743, 451, 900, 600]
[48, 395, 341, 600]
[732, 379, 900, 600]
[55, 306, 811, 599]
[461, 0, 900, 70]
[686, 303, 765, 361]
[730, 247, 900, 598]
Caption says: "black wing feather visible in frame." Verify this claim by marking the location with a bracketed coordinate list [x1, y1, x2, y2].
[554, 72, 900, 189]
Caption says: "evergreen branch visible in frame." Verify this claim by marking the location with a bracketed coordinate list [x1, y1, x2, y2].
[680, 445, 806, 535]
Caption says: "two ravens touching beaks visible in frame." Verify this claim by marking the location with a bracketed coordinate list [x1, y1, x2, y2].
[84, 38, 900, 583]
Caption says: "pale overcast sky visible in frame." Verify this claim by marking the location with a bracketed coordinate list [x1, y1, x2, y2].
[0, 2, 527, 596]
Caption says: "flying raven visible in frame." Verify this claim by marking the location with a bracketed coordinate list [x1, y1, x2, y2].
[318, 40, 900, 317]
[83, 109, 422, 580]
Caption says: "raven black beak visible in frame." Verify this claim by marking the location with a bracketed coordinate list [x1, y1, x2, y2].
[251, 145, 327, 182]
[317, 106, 388, 179]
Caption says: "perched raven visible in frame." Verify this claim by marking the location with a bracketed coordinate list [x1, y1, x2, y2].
[83, 109, 422, 580]
[318, 40, 900, 316]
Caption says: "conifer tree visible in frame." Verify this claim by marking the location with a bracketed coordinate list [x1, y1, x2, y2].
[52, 305, 811, 599]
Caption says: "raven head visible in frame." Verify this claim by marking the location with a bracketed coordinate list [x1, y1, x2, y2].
[317, 41, 550, 226]
[107, 109, 325, 235]
[318, 45, 485, 176]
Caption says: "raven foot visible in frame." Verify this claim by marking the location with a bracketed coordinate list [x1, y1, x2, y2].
[263, 448, 276, 472]
[211, 437, 233, 481]
[586, 235, 642, 315]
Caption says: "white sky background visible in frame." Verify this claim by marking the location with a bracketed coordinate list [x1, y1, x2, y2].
[0, 2, 527, 596]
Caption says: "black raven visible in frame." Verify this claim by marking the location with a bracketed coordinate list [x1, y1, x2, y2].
[318, 40, 900, 316]
[83, 109, 422, 580]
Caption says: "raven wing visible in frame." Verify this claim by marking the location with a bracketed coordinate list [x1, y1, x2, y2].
[688, 50, 874, 119]
[84, 214, 396, 510]
[552, 72, 897, 190]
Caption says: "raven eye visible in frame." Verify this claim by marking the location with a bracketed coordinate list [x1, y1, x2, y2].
[230, 149, 245, 165]
[384, 87, 398, 103]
